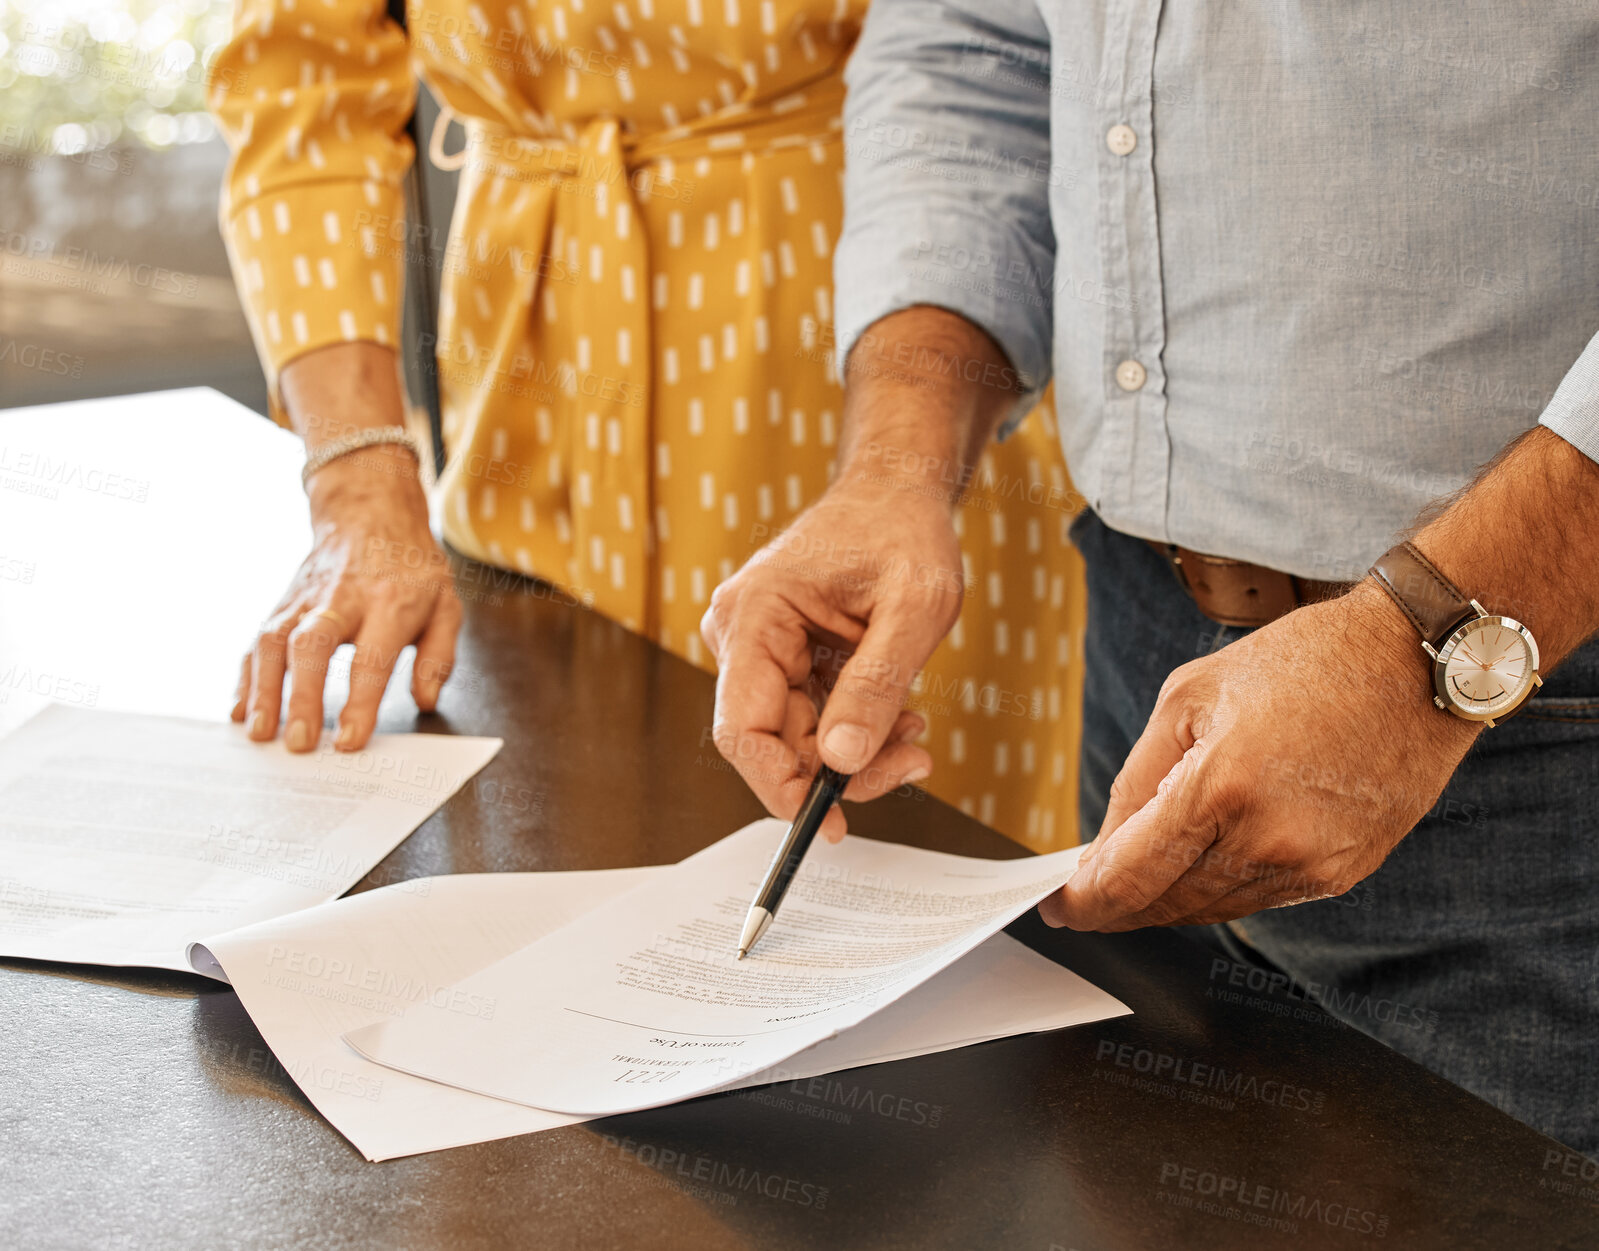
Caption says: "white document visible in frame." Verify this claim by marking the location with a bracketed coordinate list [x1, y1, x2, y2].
[0, 705, 501, 970]
[347, 821, 1093, 1116]
[195, 863, 1129, 1161]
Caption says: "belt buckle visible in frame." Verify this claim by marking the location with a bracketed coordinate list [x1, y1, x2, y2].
[1155, 541, 1193, 595]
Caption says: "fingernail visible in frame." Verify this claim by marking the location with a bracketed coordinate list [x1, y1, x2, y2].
[334, 723, 357, 750]
[904, 765, 931, 784]
[286, 720, 311, 752]
[822, 723, 870, 769]
[416, 682, 440, 711]
[249, 710, 269, 738]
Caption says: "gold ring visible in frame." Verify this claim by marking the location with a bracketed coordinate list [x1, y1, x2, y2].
[306, 606, 352, 635]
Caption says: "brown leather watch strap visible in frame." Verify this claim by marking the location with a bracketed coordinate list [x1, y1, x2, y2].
[1369, 541, 1476, 646]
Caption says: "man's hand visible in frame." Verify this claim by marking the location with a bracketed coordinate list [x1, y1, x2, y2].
[1044, 424, 1599, 931]
[233, 342, 461, 753]
[700, 306, 1023, 838]
[700, 478, 959, 839]
[1040, 580, 1481, 930]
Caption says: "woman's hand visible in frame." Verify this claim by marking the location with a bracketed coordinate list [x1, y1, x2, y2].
[232, 342, 461, 753]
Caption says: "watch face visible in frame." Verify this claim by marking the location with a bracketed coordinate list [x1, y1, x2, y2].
[1435, 615, 1539, 720]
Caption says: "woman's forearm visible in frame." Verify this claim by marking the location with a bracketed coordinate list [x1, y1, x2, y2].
[280, 341, 409, 449]
[279, 341, 423, 507]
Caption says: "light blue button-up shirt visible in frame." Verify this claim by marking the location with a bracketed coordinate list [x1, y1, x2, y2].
[835, 1, 1599, 581]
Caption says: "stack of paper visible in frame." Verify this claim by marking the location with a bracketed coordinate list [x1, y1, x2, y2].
[0, 705, 1131, 1161]
[193, 848, 1131, 1160]
[343, 823, 1122, 1120]
[0, 705, 501, 969]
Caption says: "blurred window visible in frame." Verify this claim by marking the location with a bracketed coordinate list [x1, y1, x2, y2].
[0, 0, 265, 411]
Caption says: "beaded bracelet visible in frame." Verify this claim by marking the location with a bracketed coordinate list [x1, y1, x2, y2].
[300, 426, 423, 490]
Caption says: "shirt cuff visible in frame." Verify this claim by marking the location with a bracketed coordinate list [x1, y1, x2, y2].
[833, 223, 1053, 441]
[1538, 330, 1599, 464]
[221, 180, 407, 427]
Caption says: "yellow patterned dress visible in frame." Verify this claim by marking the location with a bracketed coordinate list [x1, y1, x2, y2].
[209, 0, 1087, 849]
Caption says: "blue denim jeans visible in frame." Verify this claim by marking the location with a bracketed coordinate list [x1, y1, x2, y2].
[1070, 510, 1599, 1156]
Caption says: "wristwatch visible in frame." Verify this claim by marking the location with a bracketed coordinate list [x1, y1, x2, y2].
[1369, 541, 1541, 726]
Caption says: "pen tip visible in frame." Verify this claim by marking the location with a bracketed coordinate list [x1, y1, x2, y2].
[736, 948, 747, 961]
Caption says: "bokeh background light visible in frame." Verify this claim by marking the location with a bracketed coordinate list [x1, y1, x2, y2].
[0, 0, 227, 155]
[0, 0, 452, 426]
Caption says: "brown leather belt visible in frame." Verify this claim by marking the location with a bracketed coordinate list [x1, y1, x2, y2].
[1145, 540, 1352, 628]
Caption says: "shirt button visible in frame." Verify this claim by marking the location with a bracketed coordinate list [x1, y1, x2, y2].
[1115, 359, 1147, 391]
[1106, 124, 1138, 156]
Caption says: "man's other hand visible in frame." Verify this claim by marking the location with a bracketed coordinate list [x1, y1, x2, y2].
[1041, 580, 1481, 930]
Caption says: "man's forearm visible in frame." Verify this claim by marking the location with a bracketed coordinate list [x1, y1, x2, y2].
[835, 306, 1024, 510]
[1406, 426, 1599, 670]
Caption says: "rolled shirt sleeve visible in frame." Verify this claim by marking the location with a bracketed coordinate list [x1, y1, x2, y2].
[1539, 330, 1599, 465]
[207, 0, 417, 425]
[833, 0, 1056, 435]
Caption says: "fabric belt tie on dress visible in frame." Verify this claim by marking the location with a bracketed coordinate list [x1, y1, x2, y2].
[428, 87, 844, 633]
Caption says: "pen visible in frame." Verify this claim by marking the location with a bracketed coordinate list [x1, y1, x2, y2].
[735, 765, 851, 960]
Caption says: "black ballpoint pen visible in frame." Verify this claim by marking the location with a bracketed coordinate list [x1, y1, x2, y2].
[735, 765, 851, 960]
